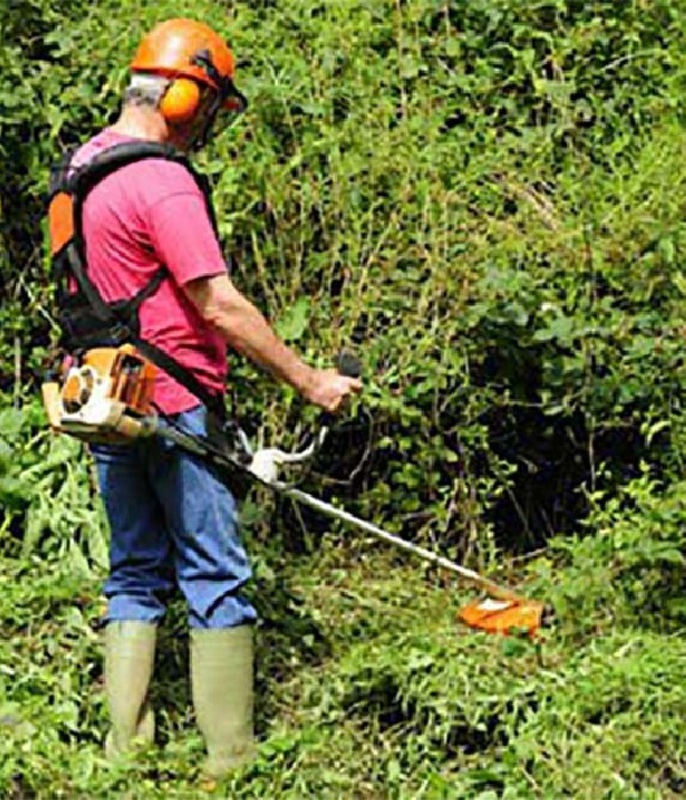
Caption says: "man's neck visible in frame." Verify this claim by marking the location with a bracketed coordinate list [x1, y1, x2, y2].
[110, 105, 170, 144]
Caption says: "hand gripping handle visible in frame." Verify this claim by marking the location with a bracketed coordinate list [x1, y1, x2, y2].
[319, 349, 362, 428]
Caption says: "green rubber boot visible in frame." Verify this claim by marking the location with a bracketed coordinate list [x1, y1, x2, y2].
[104, 621, 157, 758]
[190, 626, 255, 778]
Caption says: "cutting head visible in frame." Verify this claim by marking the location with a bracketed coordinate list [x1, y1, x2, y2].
[458, 597, 547, 636]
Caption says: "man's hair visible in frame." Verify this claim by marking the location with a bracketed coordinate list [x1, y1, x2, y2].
[123, 74, 169, 108]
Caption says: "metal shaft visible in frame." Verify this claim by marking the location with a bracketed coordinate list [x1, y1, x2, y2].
[281, 485, 521, 602]
[148, 416, 522, 604]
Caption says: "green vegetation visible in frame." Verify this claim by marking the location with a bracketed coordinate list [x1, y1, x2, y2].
[1, 0, 686, 795]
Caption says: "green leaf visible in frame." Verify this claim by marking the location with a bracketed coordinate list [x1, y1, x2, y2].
[275, 297, 310, 342]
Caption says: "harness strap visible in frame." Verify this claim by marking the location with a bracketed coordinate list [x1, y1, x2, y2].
[50, 141, 227, 421]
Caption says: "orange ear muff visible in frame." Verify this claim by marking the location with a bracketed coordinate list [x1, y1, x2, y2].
[159, 78, 201, 124]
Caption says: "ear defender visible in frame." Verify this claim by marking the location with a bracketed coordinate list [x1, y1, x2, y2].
[159, 78, 201, 124]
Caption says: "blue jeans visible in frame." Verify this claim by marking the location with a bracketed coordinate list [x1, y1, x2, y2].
[91, 405, 257, 629]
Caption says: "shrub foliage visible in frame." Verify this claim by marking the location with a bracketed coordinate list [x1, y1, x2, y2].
[2, 0, 686, 547]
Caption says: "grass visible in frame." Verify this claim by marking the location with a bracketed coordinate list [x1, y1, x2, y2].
[0, 530, 684, 798]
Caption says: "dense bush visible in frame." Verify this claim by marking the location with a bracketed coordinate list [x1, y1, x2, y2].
[2, 0, 686, 553]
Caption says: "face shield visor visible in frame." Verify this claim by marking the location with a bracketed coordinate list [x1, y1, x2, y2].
[189, 50, 248, 149]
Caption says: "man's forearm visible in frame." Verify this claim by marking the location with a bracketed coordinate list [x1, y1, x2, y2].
[206, 291, 316, 395]
[184, 273, 361, 412]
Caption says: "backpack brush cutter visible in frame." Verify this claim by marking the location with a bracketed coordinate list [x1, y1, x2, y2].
[41, 345, 549, 636]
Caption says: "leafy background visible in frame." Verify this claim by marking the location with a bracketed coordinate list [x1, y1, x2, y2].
[1, 0, 685, 796]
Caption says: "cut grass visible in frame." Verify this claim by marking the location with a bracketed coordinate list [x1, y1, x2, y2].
[0, 535, 684, 798]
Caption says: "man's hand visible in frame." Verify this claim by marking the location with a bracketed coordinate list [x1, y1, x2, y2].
[303, 368, 363, 413]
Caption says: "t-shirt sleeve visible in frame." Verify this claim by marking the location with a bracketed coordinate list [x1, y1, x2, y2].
[143, 162, 227, 286]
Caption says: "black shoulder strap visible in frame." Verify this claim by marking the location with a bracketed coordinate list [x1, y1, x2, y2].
[56, 141, 226, 420]
[69, 141, 218, 231]
[66, 143, 182, 319]
[49, 148, 75, 198]
[69, 142, 182, 196]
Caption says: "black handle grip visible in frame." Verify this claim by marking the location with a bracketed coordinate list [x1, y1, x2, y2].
[336, 349, 362, 379]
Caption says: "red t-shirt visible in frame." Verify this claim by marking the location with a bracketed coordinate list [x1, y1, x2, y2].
[71, 128, 228, 414]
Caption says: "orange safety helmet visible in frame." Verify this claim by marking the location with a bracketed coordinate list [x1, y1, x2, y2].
[130, 18, 247, 125]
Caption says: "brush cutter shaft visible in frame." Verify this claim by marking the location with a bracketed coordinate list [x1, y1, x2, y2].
[281, 486, 521, 602]
[144, 415, 522, 603]
[60, 371, 522, 606]
[150, 421, 519, 601]
[45, 346, 534, 620]
[154, 420, 214, 456]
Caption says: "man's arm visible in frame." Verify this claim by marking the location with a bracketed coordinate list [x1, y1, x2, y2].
[184, 272, 361, 412]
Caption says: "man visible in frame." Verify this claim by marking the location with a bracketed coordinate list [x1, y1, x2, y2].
[50, 19, 361, 776]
